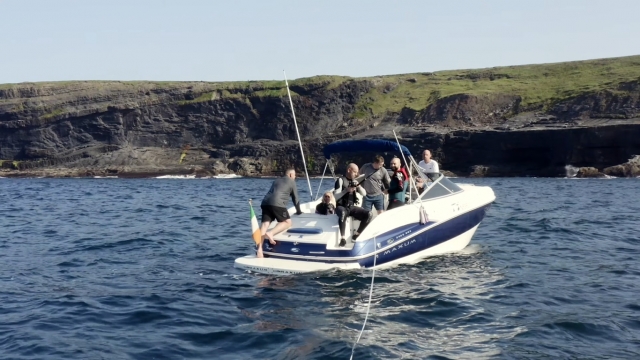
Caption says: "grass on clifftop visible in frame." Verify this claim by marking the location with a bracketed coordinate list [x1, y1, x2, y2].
[2, 56, 639, 116]
[354, 55, 640, 116]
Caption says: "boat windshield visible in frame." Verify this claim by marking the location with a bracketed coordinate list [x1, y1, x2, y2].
[420, 173, 463, 200]
[439, 177, 462, 193]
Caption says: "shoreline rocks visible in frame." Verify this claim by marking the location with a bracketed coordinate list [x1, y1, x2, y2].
[575, 167, 606, 178]
[2, 74, 639, 178]
[603, 155, 640, 178]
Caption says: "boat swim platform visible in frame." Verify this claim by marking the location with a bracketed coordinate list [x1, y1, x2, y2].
[234, 255, 361, 275]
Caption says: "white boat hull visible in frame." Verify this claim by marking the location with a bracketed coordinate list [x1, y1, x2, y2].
[233, 224, 480, 274]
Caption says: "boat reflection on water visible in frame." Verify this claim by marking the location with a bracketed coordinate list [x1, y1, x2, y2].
[242, 247, 527, 359]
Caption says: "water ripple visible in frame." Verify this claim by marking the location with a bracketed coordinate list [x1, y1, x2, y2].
[1, 178, 640, 359]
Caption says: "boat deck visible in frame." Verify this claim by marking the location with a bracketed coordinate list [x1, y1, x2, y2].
[272, 213, 360, 250]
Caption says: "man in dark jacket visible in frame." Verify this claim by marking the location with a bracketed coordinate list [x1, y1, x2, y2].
[333, 163, 372, 247]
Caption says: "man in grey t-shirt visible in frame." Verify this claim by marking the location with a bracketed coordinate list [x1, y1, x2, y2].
[259, 169, 302, 258]
[360, 155, 391, 214]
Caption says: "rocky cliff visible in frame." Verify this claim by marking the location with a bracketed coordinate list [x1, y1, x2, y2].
[1, 56, 640, 178]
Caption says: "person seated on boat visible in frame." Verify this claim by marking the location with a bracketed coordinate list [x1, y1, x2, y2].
[414, 171, 441, 195]
[387, 156, 409, 210]
[360, 155, 391, 214]
[415, 175, 438, 194]
[258, 169, 303, 258]
[315, 191, 336, 215]
[415, 177, 426, 194]
[418, 149, 439, 174]
[334, 163, 372, 247]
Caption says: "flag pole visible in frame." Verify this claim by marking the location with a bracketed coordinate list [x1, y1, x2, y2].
[248, 199, 262, 246]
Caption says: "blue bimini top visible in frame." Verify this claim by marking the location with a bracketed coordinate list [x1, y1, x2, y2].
[322, 139, 412, 159]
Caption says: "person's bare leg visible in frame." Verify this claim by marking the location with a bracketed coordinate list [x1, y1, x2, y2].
[260, 221, 270, 238]
[256, 237, 264, 258]
[259, 221, 276, 245]
[257, 221, 271, 257]
[265, 219, 292, 243]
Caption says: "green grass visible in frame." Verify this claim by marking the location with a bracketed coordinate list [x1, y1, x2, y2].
[178, 91, 218, 105]
[253, 88, 299, 98]
[40, 108, 66, 120]
[0, 76, 352, 96]
[12, 102, 24, 112]
[289, 75, 351, 90]
[220, 90, 244, 99]
[0, 160, 20, 169]
[353, 55, 640, 116]
[253, 89, 288, 97]
[0, 81, 79, 90]
[2, 55, 639, 118]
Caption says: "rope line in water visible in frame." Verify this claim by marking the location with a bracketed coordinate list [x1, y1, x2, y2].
[350, 235, 378, 360]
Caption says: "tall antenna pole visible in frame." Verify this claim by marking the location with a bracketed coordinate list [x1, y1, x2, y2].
[284, 70, 313, 201]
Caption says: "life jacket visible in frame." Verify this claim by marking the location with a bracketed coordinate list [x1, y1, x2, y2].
[335, 176, 359, 208]
[399, 166, 410, 180]
[391, 167, 410, 184]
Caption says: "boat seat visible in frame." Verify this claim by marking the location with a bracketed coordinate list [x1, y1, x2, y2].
[286, 227, 324, 235]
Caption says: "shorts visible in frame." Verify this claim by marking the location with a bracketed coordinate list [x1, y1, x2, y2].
[261, 205, 290, 223]
[362, 194, 384, 211]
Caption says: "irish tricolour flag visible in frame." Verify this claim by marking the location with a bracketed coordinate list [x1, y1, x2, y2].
[249, 200, 262, 245]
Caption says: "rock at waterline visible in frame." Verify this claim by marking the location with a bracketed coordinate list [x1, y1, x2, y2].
[575, 167, 605, 178]
[603, 155, 640, 178]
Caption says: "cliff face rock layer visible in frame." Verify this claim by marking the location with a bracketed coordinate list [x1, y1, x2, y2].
[1, 56, 640, 177]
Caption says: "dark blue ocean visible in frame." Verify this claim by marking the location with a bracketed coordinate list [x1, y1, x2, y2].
[1, 177, 639, 359]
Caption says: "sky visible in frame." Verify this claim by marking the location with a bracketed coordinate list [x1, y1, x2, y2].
[1, 0, 639, 84]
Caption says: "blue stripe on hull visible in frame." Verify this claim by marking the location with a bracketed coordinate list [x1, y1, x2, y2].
[261, 204, 492, 267]
[359, 204, 491, 268]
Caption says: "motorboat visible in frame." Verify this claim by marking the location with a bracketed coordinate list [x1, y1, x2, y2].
[234, 139, 496, 275]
